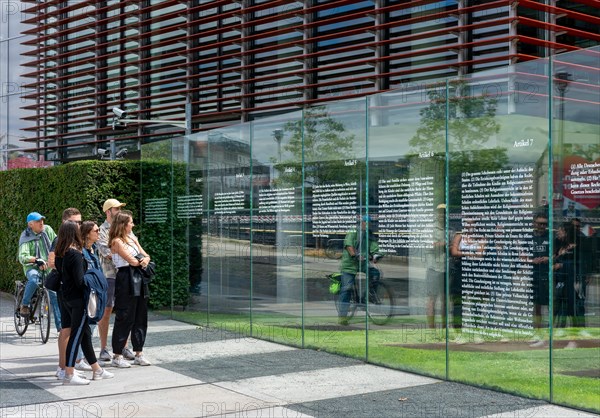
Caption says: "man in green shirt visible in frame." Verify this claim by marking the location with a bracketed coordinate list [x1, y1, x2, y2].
[17, 212, 57, 315]
[338, 215, 382, 325]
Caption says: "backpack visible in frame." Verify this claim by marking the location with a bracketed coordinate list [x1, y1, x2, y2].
[84, 266, 108, 322]
[328, 272, 342, 294]
[82, 248, 108, 322]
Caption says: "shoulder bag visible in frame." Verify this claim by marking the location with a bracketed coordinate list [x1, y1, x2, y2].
[45, 266, 62, 292]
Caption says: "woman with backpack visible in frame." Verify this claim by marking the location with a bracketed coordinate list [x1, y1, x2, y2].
[55, 220, 114, 385]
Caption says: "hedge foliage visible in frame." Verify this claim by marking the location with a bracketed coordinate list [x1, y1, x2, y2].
[0, 159, 192, 309]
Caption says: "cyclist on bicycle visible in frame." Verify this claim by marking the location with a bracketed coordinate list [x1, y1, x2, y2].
[338, 215, 383, 325]
[17, 212, 56, 316]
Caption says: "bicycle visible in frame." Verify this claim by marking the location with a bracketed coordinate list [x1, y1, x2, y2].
[332, 262, 395, 325]
[14, 267, 52, 344]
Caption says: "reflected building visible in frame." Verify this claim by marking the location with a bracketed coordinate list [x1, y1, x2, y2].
[1, 1, 598, 167]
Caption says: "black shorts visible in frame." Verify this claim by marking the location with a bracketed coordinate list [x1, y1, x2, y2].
[58, 290, 72, 329]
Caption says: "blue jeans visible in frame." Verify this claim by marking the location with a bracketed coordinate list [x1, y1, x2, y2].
[23, 269, 62, 331]
[22, 269, 41, 307]
[48, 290, 61, 331]
[338, 267, 381, 318]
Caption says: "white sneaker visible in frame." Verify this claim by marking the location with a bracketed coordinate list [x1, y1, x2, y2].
[56, 368, 65, 380]
[112, 355, 131, 368]
[134, 354, 151, 366]
[529, 340, 546, 348]
[122, 347, 136, 360]
[93, 368, 115, 380]
[555, 329, 566, 337]
[99, 348, 112, 361]
[579, 329, 592, 338]
[75, 359, 93, 371]
[63, 373, 90, 385]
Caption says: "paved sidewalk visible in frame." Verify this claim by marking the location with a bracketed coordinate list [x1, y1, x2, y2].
[0, 292, 597, 418]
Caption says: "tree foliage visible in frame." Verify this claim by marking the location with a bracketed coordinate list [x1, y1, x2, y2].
[274, 106, 360, 187]
[410, 81, 508, 206]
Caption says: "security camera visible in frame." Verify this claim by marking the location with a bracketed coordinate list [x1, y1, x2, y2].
[112, 107, 128, 118]
[115, 148, 128, 159]
[112, 119, 127, 130]
[97, 148, 109, 159]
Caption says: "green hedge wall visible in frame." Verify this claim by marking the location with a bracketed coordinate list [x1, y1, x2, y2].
[0, 160, 190, 309]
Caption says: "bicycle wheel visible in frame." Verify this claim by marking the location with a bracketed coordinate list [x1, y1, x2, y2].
[367, 282, 394, 325]
[334, 288, 357, 320]
[14, 284, 28, 336]
[39, 288, 51, 344]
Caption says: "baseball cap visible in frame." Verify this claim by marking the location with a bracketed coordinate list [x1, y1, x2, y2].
[26, 212, 45, 223]
[362, 215, 371, 222]
[103, 198, 126, 212]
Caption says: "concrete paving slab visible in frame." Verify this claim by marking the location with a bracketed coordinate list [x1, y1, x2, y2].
[36, 365, 203, 399]
[218, 364, 438, 404]
[0, 384, 282, 418]
[221, 406, 314, 418]
[484, 405, 600, 418]
[159, 349, 363, 383]
[0, 377, 63, 409]
[0, 355, 58, 379]
[287, 381, 548, 418]
[146, 338, 297, 364]
[0, 402, 91, 418]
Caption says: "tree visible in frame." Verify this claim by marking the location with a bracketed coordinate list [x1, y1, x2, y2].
[409, 81, 508, 207]
[273, 106, 360, 187]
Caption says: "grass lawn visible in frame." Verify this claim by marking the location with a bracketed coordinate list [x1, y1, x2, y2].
[158, 309, 600, 413]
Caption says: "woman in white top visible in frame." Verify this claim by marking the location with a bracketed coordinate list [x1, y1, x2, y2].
[108, 212, 152, 367]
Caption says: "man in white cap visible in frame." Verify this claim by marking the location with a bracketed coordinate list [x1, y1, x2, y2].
[17, 212, 56, 315]
[97, 198, 134, 364]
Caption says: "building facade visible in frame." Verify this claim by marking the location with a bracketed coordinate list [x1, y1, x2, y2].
[1, 0, 599, 167]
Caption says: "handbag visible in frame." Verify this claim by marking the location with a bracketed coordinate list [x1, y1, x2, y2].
[134, 253, 156, 282]
[88, 289, 98, 319]
[45, 269, 62, 292]
[129, 266, 144, 296]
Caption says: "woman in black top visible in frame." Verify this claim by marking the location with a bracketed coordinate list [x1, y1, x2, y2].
[55, 221, 113, 385]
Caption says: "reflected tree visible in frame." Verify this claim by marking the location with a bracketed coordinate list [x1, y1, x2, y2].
[274, 106, 359, 187]
[409, 81, 507, 206]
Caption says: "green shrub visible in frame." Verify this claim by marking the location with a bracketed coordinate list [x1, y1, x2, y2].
[0, 160, 191, 309]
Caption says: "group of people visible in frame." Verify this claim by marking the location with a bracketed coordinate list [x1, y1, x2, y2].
[423, 206, 595, 344]
[17, 199, 153, 385]
[532, 214, 593, 343]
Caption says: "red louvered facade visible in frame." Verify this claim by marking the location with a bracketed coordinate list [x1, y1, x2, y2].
[15, 0, 600, 162]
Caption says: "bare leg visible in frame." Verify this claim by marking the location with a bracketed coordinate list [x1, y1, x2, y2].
[58, 328, 70, 369]
[97, 306, 112, 350]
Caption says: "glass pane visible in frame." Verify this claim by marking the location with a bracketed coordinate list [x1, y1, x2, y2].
[303, 100, 367, 359]
[551, 46, 600, 413]
[204, 125, 252, 333]
[173, 131, 212, 326]
[367, 81, 448, 378]
[140, 137, 174, 312]
[171, 135, 206, 324]
[446, 61, 552, 400]
[250, 112, 304, 346]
